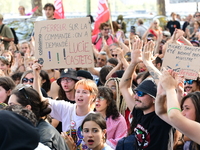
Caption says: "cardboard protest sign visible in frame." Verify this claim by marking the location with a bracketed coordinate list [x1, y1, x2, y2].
[34, 17, 94, 70]
[162, 44, 200, 80]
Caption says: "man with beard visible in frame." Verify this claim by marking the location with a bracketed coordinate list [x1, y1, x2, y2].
[119, 40, 173, 150]
[184, 78, 200, 94]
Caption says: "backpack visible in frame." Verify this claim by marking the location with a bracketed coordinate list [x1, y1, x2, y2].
[10, 28, 19, 45]
[116, 134, 138, 150]
[0, 24, 19, 45]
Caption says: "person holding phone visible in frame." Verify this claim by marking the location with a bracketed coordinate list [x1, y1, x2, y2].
[92, 22, 118, 52]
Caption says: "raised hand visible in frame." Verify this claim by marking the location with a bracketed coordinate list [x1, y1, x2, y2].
[142, 40, 155, 63]
[131, 39, 143, 65]
[61, 132, 76, 150]
[160, 69, 178, 91]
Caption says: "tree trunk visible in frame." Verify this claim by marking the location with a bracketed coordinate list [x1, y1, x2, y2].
[157, 0, 166, 16]
[31, 0, 43, 16]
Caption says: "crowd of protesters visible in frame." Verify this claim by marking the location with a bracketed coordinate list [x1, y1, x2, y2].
[1, 2, 200, 150]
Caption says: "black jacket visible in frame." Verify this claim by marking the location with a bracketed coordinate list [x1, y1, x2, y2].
[37, 119, 69, 150]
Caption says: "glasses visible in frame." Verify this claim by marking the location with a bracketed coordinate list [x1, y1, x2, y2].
[22, 78, 34, 83]
[97, 58, 105, 61]
[135, 91, 146, 97]
[61, 78, 73, 83]
[112, 54, 117, 57]
[96, 96, 105, 101]
[184, 80, 194, 85]
[196, 15, 200, 17]
[103, 28, 110, 31]
[18, 87, 32, 105]
[0, 56, 8, 61]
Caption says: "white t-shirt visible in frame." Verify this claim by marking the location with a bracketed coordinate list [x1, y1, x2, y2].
[35, 143, 51, 150]
[48, 99, 93, 150]
[48, 99, 91, 132]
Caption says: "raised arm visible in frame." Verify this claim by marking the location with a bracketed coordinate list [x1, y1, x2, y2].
[32, 61, 46, 101]
[155, 80, 171, 125]
[142, 41, 162, 85]
[160, 70, 200, 144]
[119, 39, 143, 111]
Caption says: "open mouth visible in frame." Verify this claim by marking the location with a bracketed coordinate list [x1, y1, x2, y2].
[78, 99, 83, 102]
[185, 86, 192, 92]
[95, 103, 100, 107]
[88, 139, 94, 145]
[135, 99, 142, 103]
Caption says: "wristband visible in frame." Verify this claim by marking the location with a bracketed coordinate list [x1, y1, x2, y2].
[167, 107, 181, 114]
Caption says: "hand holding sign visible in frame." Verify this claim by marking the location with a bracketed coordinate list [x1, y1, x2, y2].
[34, 18, 94, 69]
[160, 69, 178, 91]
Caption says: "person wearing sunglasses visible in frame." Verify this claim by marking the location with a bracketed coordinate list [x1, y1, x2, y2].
[119, 40, 173, 149]
[92, 22, 118, 52]
[184, 78, 200, 94]
[95, 86, 127, 149]
[20, 70, 48, 98]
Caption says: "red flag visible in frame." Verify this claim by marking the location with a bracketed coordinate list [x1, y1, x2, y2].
[25, 6, 38, 16]
[54, 0, 65, 19]
[92, 0, 110, 35]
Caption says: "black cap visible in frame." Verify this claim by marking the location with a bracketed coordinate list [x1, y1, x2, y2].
[77, 70, 93, 80]
[57, 68, 79, 86]
[135, 78, 157, 99]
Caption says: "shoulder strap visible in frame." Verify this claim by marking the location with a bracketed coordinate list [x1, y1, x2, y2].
[94, 33, 101, 45]
[0, 24, 5, 34]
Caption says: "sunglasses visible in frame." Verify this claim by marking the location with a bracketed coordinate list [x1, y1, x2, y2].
[112, 54, 117, 57]
[196, 15, 200, 17]
[184, 80, 194, 85]
[18, 87, 32, 105]
[22, 78, 34, 83]
[103, 28, 110, 31]
[96, 96, 105, 101]
[135, 91, 146, 97]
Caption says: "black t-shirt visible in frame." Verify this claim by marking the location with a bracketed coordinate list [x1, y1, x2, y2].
[166, 20, 181, 36]
[132, 108, 172, 150]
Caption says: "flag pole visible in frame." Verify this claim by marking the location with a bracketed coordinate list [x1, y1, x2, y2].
[107, 0, 114, 35]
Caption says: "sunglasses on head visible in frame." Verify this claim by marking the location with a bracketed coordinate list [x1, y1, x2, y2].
[184, 79, 194, 85]
[18, 87, 32, 105]
[135, 91, 146, 97]
[22, 78, 34, 83]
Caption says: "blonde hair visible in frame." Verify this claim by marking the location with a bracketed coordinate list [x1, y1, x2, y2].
[105, 77, 127, 116]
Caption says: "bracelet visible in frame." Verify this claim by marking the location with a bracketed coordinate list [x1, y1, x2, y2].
[167, 107, 181, 114]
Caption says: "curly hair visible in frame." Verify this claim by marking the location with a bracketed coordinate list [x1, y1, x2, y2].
[97, 86, 119, 120]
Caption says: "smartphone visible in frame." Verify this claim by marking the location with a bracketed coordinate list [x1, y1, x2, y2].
[130, 26, 136, 34]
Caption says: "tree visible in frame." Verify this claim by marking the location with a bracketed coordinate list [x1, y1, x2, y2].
[31, 0, 42, 16]
[157, 0, 166, 16]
